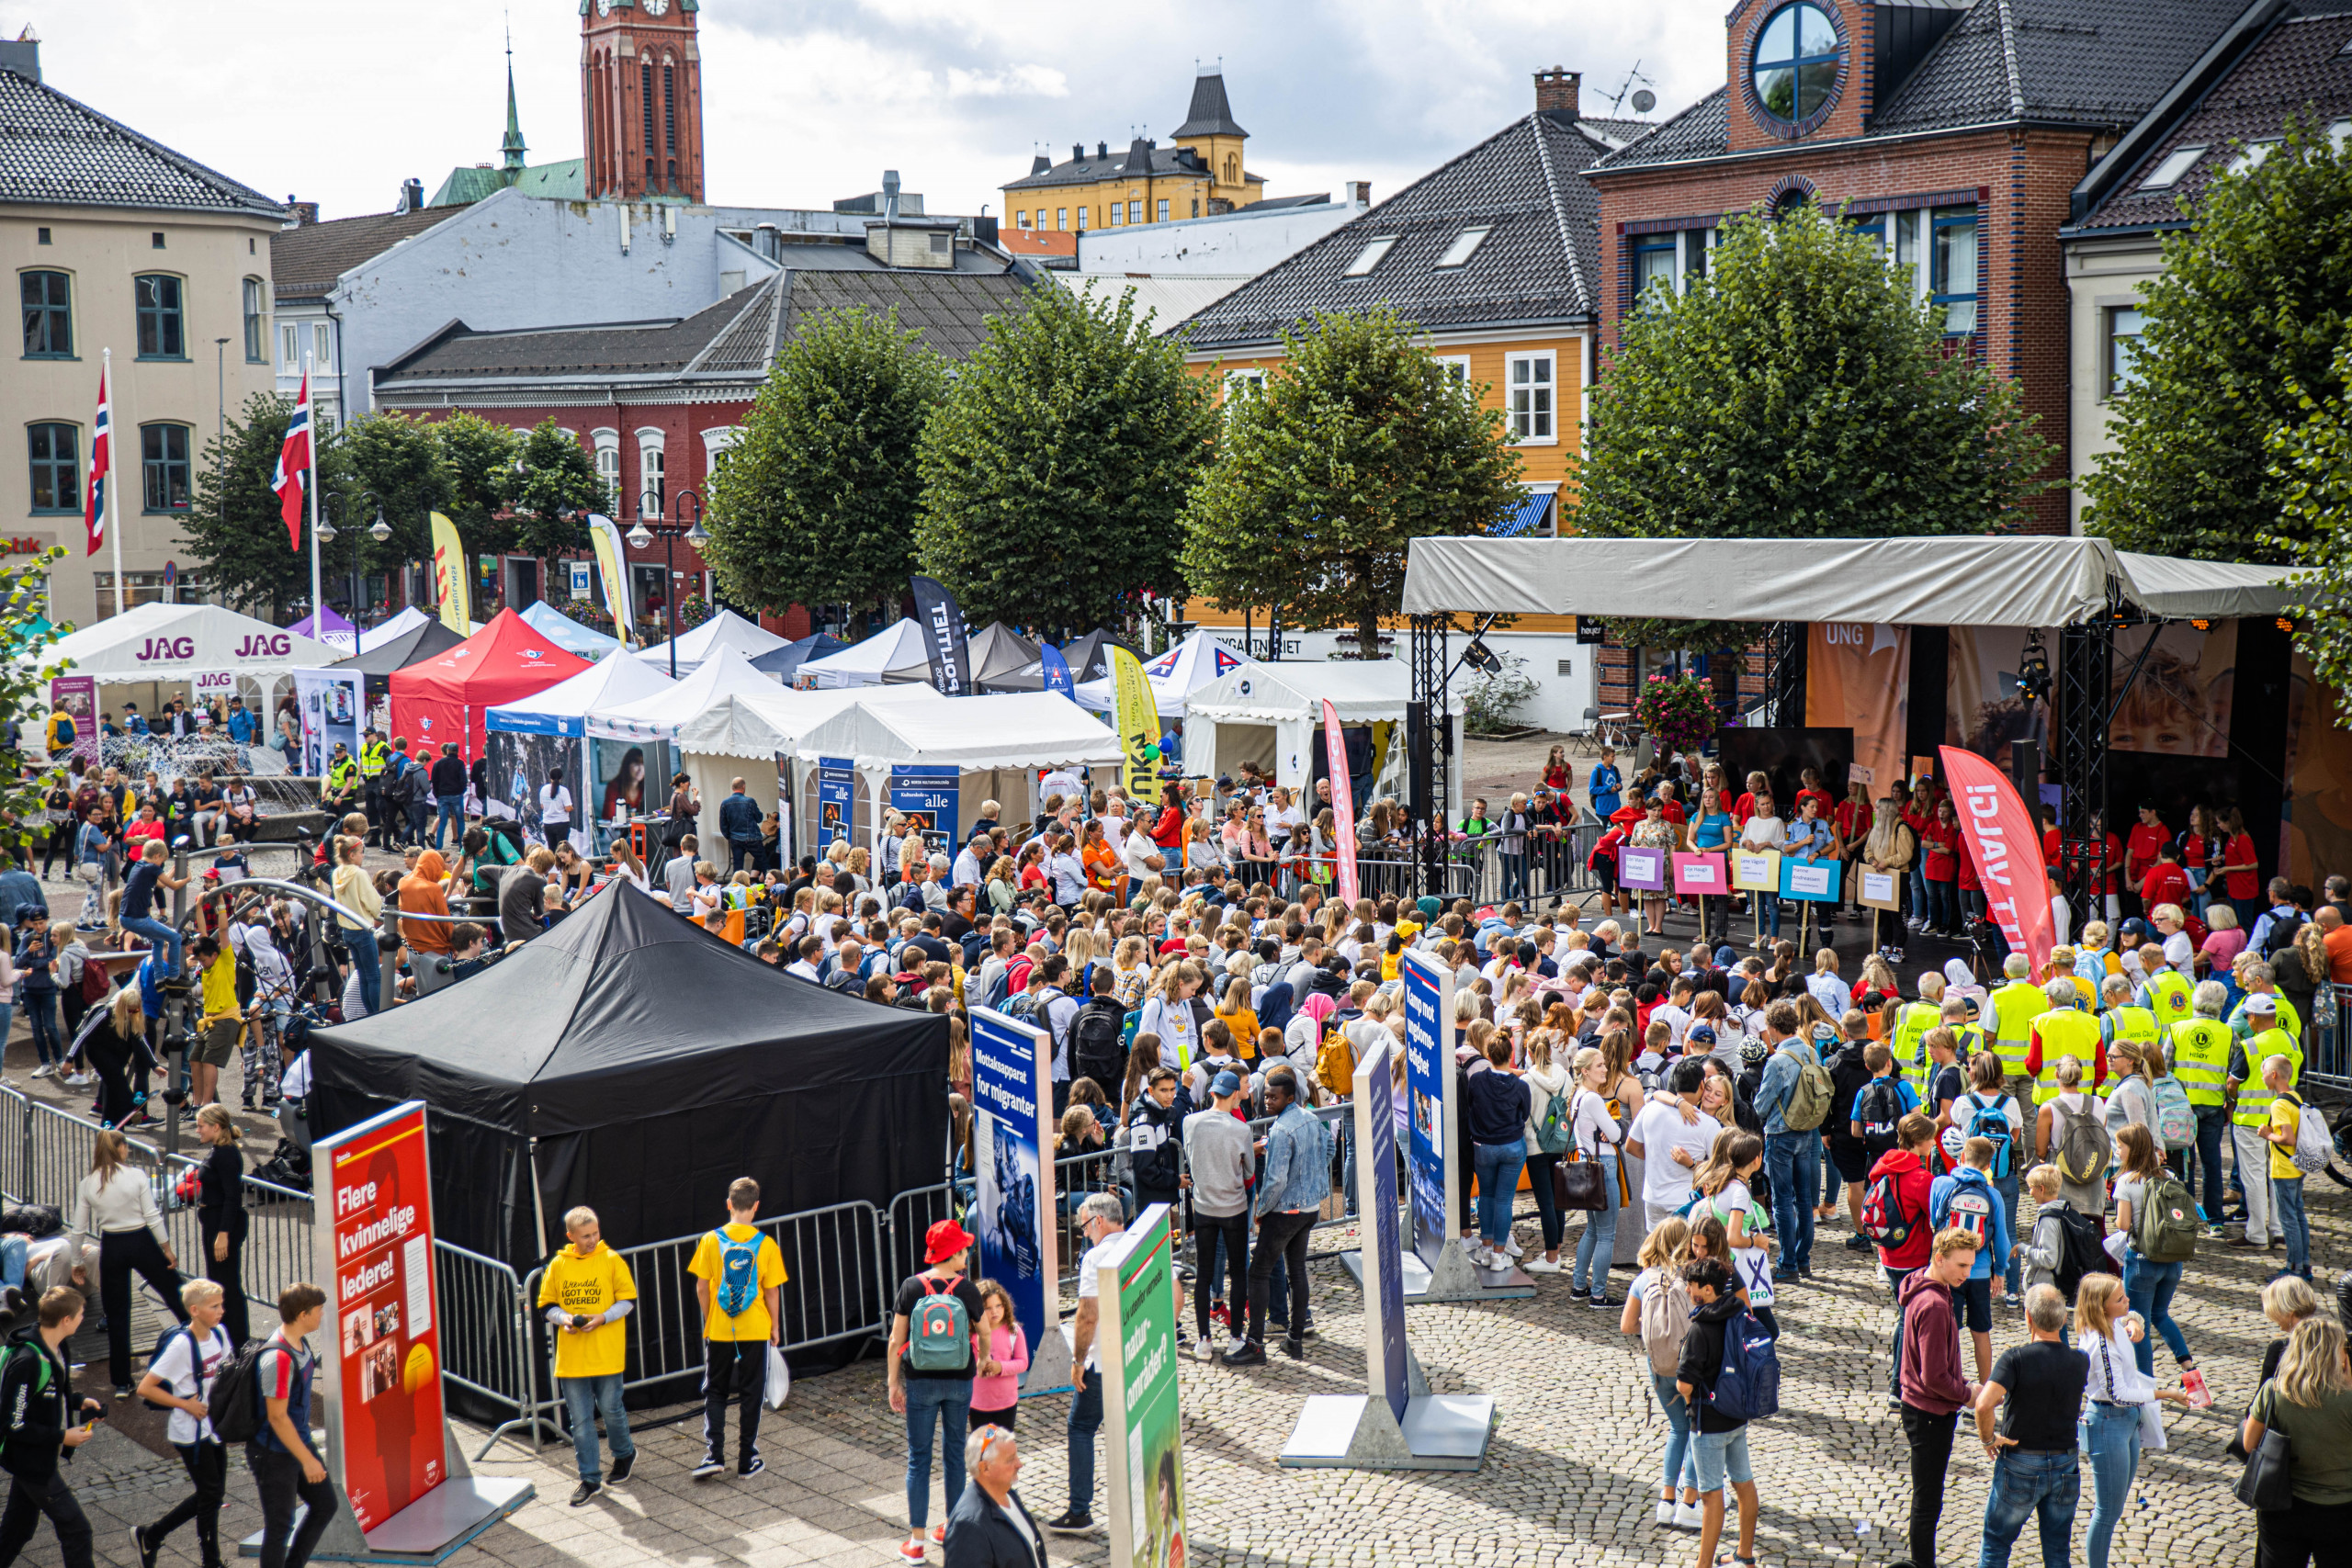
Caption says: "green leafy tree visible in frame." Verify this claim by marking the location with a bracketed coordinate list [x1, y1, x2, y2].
[333, 411, 450, 588]
[2267, 341, 2352, 710]
[916, 286, 1216, 636]
[2085, 115, 2352, 560]
[1181, 306, 1523, 657]
[0, 548, 70, 851]
[704, 307, 947, 618]
[432, 410, 520, 558]
[1582, 200, 2055, 541]
[185, 392, 349, 619]
[508, 417, 601, 570]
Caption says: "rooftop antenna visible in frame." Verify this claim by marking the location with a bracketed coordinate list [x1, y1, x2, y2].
[1604, 61, 1658, 118]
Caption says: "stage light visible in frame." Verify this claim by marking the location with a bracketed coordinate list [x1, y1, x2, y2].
[1462, 639, 1501, 675]
[2016, 636, 2052, 705]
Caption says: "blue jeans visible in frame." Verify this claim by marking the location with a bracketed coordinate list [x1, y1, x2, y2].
[22, 992, 61, 1068]
[2190, 1106, 2227, 1222]
[1652, 1372, 1698, 1496]
[433, 794, 465, 849]
[1067, 1363, 1103, 1517]
[1752, 890, 1781, 939]
[1993, 1168, 2022, 1293]
[120, 915, 183, 978]
[1572, 1150, 1619, 1293]
[560, 1373, 635, 1486]
[1976, 1449, 2081, 1568]
[902, 1375, 970, 1529]
[1501, 852, 1527, 900]
[344, 928, 380, 1015]
[1473, 1141, 1525, 1249]
[1765, 1131, 1819, 1272]
[0, 1235, 24, 1290]
[2083, 1401, 2141, 1568]
[1927, 879, 1957, 931]
[2121, 1250, 2188, 1376]
[2275, 1176, 2310, 1277]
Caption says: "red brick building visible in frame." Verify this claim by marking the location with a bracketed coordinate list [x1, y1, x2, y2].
[1585, 0, 2252, 532]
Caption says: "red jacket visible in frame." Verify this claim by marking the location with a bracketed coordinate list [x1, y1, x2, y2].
[1151, 805, 1186, 850]
[1868, 1147, 1939, 1270]
[1898, 1269, 1973, 1414]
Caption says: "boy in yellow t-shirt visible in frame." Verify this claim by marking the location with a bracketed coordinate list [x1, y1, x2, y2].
[2256, 1055, 2313, 1279]
[686, 1177, 787, 1480]
[537, 1206, 639, 1504]
[188, 934, 243, 1111]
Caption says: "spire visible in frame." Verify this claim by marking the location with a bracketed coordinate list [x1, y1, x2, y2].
[500, 14, 526, 176]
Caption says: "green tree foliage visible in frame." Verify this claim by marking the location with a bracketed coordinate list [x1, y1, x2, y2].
[704, 307, 947, 617]
[1582, 201, 2054, 540]
[185, 392, 345, 619]
[433, 410, 520, 557]
[916, 286, 1216, 636]
[0, 548, 70, 850]
[333, 412, 450, 581]
[1181, 306, 1523, 657]
[508, 417, 602, 566]
[2084, 116, 2352, 561]
[2267, 341, 2352, 712]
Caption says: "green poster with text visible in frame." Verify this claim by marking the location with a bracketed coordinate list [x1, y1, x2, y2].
[1101, 1203, 1185, 1568]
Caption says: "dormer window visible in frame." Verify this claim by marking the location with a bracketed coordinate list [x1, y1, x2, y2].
[1342, 235, 1398, 276]
[1751, 4, 1840, 126]
[1434, 226, 1492, 268]
[2226, 139, 2280, 175]
[2137, 145, 2207, 191]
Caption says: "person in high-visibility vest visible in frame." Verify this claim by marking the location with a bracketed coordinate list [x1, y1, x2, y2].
[323, 742, 362, 814]
[2025, 978, 2105, 1107]
[2045, 946, 2097, 1010]
[1891, 975, 1944, 1089]
[2098, 975, 2161, 1056]
[1988, 953, 2051, 1089]
[2228, 967, 2303, 1044]
[2168, 981, 2235, 1237]
[2226, 992, 2301, 1249]
[359, 728, 392, 850]
[2136, 954, 2194, 1032]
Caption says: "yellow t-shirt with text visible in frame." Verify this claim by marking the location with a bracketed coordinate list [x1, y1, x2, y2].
[536, 1242, 638, 1379]
[687, 1223, 788, 1342]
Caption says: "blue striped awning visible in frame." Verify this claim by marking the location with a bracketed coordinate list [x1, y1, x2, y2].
[1489, 491, 1554, 537]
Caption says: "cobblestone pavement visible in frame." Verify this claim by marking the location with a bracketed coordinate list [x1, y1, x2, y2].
[40, 1168, 2310, 1568]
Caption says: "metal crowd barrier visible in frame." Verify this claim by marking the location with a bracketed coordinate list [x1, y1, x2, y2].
[2312, 985, 2352, 1095]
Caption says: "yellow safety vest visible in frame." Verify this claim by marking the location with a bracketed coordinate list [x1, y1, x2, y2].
[359, 740, 390, 778]
[2233, 995, 2303, 1043]
[1893, 1002, 1939, 1084]
[2105, 1006, 2160, 1050]
[2143, 971, 2193, 1029]
[2031, 1008, 2104, 1106]
[1990, 981, 2050, 1076]
[2167, 1018, 2232, 1110]
[327, 757, 359, 790]
[2233, 1026, 2302, 1127]
[1951, 1022, 1985, 1065]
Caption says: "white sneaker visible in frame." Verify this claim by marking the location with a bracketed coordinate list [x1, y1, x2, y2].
[1656, 1500, 1678, 1527]
[1673, 1501, 1706, 1531]
[1501, 1235, 1525, 1258]
[29, 1066, 53, 1080]
[1524, 1256, 1562, 1274]
[62, 1073, 91, 1088]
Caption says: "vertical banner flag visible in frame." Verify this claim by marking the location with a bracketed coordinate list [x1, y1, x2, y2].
[815, 755, 855, 847]
[1098, 1204, 1185, 1568]
[910, 575, 971, 696]
[1353, 1038, 1409, 1425]
[969, 1007, 1069, 1394]
[1040, 644, 1075, 701]
[1110, 647, 1161, 805]
[1321, 698, 1359, 908]
[429, 511, 470, 635]
[1398, 947, 1457, 1265]
[888, 764, 959, 847]
[84, 368, 110, 556]
[1938, 745, 2056, 976]
[314, 1100, 447, 1532]
[273, 372, 312, 550]
[586, 514, 635, 646]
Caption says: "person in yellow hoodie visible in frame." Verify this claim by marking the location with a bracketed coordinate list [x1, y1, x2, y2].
[537, 1207, 639, 1506]
[188, 934, 241, 1110]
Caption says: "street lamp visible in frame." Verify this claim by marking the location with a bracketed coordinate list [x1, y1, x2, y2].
[319, 491, 385, 626]
[628, 487, 706, 679]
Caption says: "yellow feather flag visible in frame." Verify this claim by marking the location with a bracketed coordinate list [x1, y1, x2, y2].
[428, 511, 470, 634]
[586, 513, 634, 647]
[1110, 646, 1161, 805]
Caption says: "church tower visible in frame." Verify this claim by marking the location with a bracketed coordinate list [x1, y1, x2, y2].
[580, 0, 705, 203]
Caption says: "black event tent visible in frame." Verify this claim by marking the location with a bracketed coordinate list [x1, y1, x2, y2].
[306, 882, 947, 1274]
[1057, 627, 1139, 683]
[334, 617, 466, 697]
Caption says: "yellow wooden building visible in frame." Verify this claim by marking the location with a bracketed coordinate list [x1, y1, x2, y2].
[1001, 66, 1265, 235]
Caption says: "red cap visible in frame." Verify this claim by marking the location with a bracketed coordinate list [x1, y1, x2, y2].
[924, 1219, 976, 1264]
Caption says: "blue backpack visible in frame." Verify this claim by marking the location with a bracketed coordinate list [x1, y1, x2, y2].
[1708, 1310, 1781, 1423]
[713, 1229, 762, 1319]
[1962, 1092, 2014, 1180]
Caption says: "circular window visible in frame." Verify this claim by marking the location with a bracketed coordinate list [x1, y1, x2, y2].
[1751, 3, 1841, 125]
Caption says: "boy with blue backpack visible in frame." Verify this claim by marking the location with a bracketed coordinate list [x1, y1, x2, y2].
[1928, 1136, 2015, 1386]
[686, 1178, 786, 1482]
[1673, 1255, 1775, 1568]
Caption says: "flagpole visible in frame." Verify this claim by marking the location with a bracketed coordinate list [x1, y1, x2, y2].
[304, 352, 322, 626]
[103, 347, 123, 619]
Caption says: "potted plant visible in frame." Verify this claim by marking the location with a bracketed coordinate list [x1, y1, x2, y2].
[1634, 672, 1718, 761]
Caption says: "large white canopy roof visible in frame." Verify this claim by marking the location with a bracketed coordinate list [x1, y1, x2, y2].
[1070, 628, 1257, 719]
[1399, 536, 2307, 626]
[1186, 659, 1460, 724]
[593, 645, 776, 741]
[633, 607, 788, 675]
[794, 618, 934, 688]
[32, 603, 341, 682]
[793, 691, 1121, 771]
[484, 649, 677, 737]
[672, 682, 941, 761]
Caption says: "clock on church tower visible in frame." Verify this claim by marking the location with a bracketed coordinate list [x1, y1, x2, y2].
[580, 0, 704, 202]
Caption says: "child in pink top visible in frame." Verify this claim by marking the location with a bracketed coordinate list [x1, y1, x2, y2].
[967, 1280, 1029, 1431]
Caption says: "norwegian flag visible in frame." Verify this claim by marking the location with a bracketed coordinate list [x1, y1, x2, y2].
[272, 373, 311, 550]
[84, 369, 109, 556]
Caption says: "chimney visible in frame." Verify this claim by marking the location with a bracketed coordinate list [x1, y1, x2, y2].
[881, 169, 901, 221]
[1125, 136, 1155, 175]
[1030, 152, 1051, 176]
[1097, 140, 1109, 159]
[1072, 141, 1085, 164]
[1534, 65, 1580, 120]
[0, 27, 38, 85]
[1347, 180, 1372, 207]
[397, 177, 424, 213]
[287, 197, 321, 227]
[754, 221, 781, 260]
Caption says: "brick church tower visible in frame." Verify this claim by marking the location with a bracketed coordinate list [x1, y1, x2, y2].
[580, 0, 705, 202]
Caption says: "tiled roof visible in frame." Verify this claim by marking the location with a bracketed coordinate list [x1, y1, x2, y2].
[1005, 141, 1217, 192]
[1181, 111, 1614, 352]
[1171, 70, 1248, 139]
[272, 206, 469, 300]
[1595, 0, 2256, 171]
[780, 269, 1035, 360]
[2071, 5, 2352, 231]
[0, 69, 280, 219]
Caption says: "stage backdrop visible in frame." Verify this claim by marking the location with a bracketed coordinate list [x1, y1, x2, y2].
[1806, 623, 1910, 793]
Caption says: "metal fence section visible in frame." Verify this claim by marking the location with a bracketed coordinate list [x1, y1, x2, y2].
[2313, 985, 2351, 1095]
[435, 1238, 548, 1453]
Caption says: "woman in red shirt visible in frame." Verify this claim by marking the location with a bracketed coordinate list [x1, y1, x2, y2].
[1794, 767, 1836, 821]
[1905, 797, 1962, 938]
[1541, 745, 1571, 795]
[1834, 784, 1872, 915]
[1732, 770, 1770, 828]
[2217, 806, 2262, 931]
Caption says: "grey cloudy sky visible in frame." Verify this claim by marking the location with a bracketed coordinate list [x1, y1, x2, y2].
[20, 1, 1728, 221]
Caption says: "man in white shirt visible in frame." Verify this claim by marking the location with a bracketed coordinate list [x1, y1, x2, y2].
[952, 830, 986, 892]
[538, 772, 573, 845]
[1626, 1058, 1722, 1232]
[1651, 977, 1696, 1050]
[1050, 1192, 1130, 1536]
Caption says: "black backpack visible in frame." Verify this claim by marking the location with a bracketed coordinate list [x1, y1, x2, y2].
[1854, 1077, 1909, 1162]
[2263, 911, 2306, 960]
[2049, 1203, 2113, 1303]
[206, 1339, 272, 1445]
[1072, 1001, 1126, 1092]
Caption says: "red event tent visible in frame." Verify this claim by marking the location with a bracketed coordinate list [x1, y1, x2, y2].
[387, 609, 593, 761]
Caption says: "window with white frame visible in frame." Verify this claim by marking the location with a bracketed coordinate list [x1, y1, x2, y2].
[635, 428, 665, 513]
[1506, 352, 1555, 442]
[1432, 355, 1472, 388]
[312, 322, 333, 370]
[592, 428, 620, 509]
[1223, 367, 1266, 407]
[280, 322, 300, 372]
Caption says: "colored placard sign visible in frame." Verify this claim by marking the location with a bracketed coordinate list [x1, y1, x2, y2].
[968, 1007, 1059, 1393]
[1100, 1205, 1185, 1568]
[1731, 850, 1781, 892]
[1617, 845, 1667, 892]
[46, 675, 96, 769]
[1354, 1038, 1408, 1424]
[1858, 869, 1901, 911]
[888, 763, 958, 844]
[1398, 948, 1456, 1265]
[1780, 857, 1840, 902]
[1671, 852, 1728, 895]
[816, 755, 855, 848]
[315, 1101, 446, 1532]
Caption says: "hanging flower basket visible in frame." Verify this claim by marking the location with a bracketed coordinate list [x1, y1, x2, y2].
[1635, 673, 1719, 758]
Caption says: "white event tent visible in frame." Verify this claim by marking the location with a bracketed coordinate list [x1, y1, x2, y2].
[592, 647, 783, 838]
[521, 600, 624, 660]
[672, 682, 945, 864]
[31, 603, 343, 729]
[633, 608, 787, 676]
[1071, 628, 1256, 720]
[795, 618, 933, 689]
[1184, 660, 1464, 822]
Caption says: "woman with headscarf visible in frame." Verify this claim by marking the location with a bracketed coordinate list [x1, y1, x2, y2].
[400, 851, 456, 997]
[1940, 956, 1987, 1015]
